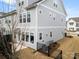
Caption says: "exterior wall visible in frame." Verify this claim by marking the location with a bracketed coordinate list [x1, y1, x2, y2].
[41, 0, 66, 15]
[0, 13, 17, 35]
[16, 7, 37, 49]
[16, 0, 66, 50]
[67, 19, 76, 31]
[36, 4, 66, 49]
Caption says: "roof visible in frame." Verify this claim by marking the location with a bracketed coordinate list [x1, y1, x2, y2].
[25, 3, 37, 10]
[69, 17, 79, 22]
[0, 12, 6, 17]
[25, 0, 42, 10]
[0, 10, 17, 19]
[25, 0, 67, 16]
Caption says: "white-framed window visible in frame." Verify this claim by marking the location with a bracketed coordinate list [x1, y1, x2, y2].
[50, 32, 52, 37]
[19, 1, 24, 6]
[39, 33, 42, 40]
[69, 22, 74, 25]
[26, 32, 29, 42]
[22, 33, 25, 41]
[23, 13, 26, 23]
[19, 14, 22, 23]
[69, 28, 74, 31]
[30, 33, 34, 43]
[27, 12, 31, 22]
[19, 3, 21, 6]
[54, 3, 57, 7]
[22, 1, 24, 5]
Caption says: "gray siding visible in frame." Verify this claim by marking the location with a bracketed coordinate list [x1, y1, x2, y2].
[37, 5, 66, 27]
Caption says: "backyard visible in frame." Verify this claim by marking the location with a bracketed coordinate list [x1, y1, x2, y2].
[16, 36, 79, 59]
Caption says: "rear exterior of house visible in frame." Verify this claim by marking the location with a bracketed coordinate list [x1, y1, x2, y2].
[15, 0, 66, 50]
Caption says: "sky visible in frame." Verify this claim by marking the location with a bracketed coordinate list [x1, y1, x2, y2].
[64, 0, 79, 18]
[0, 0, 79, 18]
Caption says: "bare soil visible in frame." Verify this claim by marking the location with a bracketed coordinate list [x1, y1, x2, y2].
[16, 36, 79, 59]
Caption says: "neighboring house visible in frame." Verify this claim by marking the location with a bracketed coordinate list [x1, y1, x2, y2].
[67, 17, 79, 32]
[15, 0, 67, 50]
[67, 17, 79, 35]
[0, 10, 17, 36]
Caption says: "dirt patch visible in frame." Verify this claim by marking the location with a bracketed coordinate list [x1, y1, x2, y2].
[16, 37, 79, 59]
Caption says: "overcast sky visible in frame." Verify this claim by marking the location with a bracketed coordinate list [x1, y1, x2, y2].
[0, 0, 79, 18]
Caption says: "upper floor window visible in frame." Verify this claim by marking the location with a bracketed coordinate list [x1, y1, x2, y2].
[69, 22, 74, 25]
[5, 20, 11, 24]
[19, 3, 21, 6]
[19, 14, 22, 23]
[54, 2, 58, 8]
[27, 12, 31, 22]
[53, 17, 55, 20]
[22, 1, 24, 5]
[19, 1, 24, 6]
[23, 14, 26, 23]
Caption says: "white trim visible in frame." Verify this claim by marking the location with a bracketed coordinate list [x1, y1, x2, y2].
[37, 0, 46, 5]
[17, 26, 65, 29]
[35, 7, 38, 50]
[39, 4, 66, 16]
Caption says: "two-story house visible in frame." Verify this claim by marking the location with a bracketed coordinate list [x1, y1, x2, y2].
[67, 17, 79, 35]
[15, 0, 67, 50]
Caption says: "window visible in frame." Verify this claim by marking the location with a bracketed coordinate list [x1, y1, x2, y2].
[27, 12, 31, 22]
[77, 28, 79, 31]
[30, 33, 34, 43]
[19, 3, 21, 6]
[50, 32, 52, 37]
[22, 1, 24, 5]
[69, 22, 74, 25]
[23, 14, 26, 23]
[39, 10, 42, 14]
[18, 33, 20, 41]
[69, 28, 74, 31]
[22, 34, 25, 41]
[54, 3, 56, 6]
[14, 34, 16, 39]
[20, 14, 22, 23]
[76, 23, 79, 27]
[9, 20, 11, 23]
[0, 20, 1, 24]
[26, 33, 29, 42]
[53, 17, 55, 20]
[39, 33, 42, 40]
[55, 4, 57, 7]
[54, 3, 58, 8]
[5, 20, 11, 23]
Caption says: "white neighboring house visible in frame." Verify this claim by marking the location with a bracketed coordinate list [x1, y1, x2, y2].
[0, 10, 17, 36]
[67, 17, 79, 35]
[15, 0, 67, 50]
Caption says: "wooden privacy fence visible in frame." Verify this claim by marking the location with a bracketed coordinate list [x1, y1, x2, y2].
[37, 42, 62, 59]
